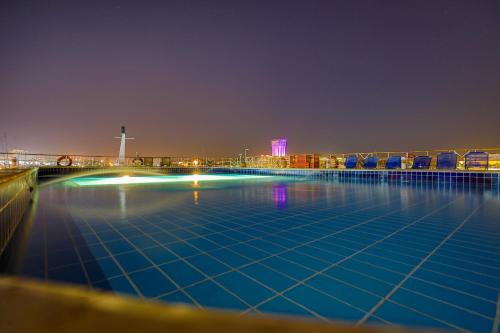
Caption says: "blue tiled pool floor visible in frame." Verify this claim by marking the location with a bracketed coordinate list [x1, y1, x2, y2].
[1, 175, 500, 333]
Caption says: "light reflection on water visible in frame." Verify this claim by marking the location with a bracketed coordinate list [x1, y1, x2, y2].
[272, 183, 287, 210]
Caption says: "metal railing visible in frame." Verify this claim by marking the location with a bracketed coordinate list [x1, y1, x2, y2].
[1, 147, 500, 170]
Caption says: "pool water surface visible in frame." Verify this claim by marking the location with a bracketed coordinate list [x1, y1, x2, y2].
[1, 174, 499, 333]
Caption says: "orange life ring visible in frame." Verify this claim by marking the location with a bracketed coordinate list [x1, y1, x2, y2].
[57, 155, 72, 166]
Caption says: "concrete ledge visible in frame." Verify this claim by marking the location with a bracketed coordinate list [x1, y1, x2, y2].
[0, 277, 411, 333]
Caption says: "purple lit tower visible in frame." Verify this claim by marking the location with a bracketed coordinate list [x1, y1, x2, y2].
[271, 139, 287, 157]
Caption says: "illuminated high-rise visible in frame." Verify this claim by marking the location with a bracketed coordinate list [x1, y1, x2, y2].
[271, 139, 287, 157]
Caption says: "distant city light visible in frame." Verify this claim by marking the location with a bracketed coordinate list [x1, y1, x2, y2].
[271, 139, 287, 157]
[69, 174, 269, 186]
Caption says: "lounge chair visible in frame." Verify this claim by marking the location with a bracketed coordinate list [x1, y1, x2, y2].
[436, 152, 457, 170]
[385, 156, 402, 169]
[344, 155, 358, 169]
[465, 151, 488, 170]
[363, 156, 379, 169]
[412, 156, 432, 169]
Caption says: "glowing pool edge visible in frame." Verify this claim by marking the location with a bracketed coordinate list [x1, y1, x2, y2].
[68, 174, 271, 186]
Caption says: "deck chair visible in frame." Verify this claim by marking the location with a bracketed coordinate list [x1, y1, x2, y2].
[465, 151, 488, 170]
[385, 156, 402, 169]
[436, 152, 457, 170]
[412, 156, 432, 169]
[363, 156, 379, 169]
[344, 155, 358, 169]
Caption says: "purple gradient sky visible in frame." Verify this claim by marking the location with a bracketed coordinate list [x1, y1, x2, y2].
[1, 0, 499, 157]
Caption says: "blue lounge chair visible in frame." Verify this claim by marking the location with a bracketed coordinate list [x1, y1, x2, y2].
[344, 155, 358, 169]
[436, 152, 457, 170]
[412, 156, 432, 169]
[465, 151, 488, 170]
[363, 156, 379, 169]
[385, 156, 402, 169]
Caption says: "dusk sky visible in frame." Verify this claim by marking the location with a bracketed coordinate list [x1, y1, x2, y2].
[1, 0, 499, 157]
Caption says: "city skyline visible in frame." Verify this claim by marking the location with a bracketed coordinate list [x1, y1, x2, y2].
[1, 0, 499, 156]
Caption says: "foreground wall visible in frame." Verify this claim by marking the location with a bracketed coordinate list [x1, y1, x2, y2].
[0, 169, 37, 255]
[0, 277, 404, 333]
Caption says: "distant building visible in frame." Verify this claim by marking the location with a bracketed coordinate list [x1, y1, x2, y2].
[271, 139, 287, 157]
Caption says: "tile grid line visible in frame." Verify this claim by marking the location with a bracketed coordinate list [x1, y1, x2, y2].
[155, 183, 391, 230]
[382, 299, 471, 333]
[38, 179, 496, 330]
[142, 182, 366, 227]
[326, 213, 498, 244]
[127, 213, 343, 319]
[305, 226, 500, 277]
[81, 242, 498, 313]
[396, 286, 494, 320]
[35, 195, 423, 279]
[274, 233, 500, 312]
[135, 197, 436, 317]
[342, 227, 500, 264]
[241, 198, 459, 316]
[493, 291, 500, 333]
[133, 194, 500, 308]
[42, 205, 49, 282]
[52, 183, 494, 328]
[161, 195, 500, 284]
[279, 215, 500, 273]
[343, 257, 498, 304]
[15, 175, 500, 330]
[43, 196, 496, 330]
[141, 197, 434, 306]
[145, 193, 422, 264]
[102, 219, 205, 309]
[60, 210, 92, 287]
[78, 216, 145, 299]
[41, 203, 500, 304]
[145, 197, 433, 291]
[356, 204, 483, 326]
[270, 232, 500, 298]
[152, 203, 438, 319]
[351, 246, 500, 293]
[139, 201, 374, 248]
[136, 198, 399, 269]
[329, 261, 497, 306]
[150, 193, 383, 246]
[69, 228, 494, 327]
[103, 216, 259, 311]
[159, 189, 448, 233]
[142, 196, 397, 241]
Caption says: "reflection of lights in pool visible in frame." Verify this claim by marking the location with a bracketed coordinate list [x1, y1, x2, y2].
[69, 174, 270, 186]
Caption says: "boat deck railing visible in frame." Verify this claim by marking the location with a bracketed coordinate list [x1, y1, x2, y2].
[1, 147, 500, 170]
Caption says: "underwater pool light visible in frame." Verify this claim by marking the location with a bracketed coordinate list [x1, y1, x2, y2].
[69, 174, 269, 186]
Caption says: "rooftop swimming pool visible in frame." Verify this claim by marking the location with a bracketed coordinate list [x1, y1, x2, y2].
[1, 173, 499, 332]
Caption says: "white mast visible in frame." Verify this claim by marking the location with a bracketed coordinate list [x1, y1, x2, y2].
[114, 126, 135, 165]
